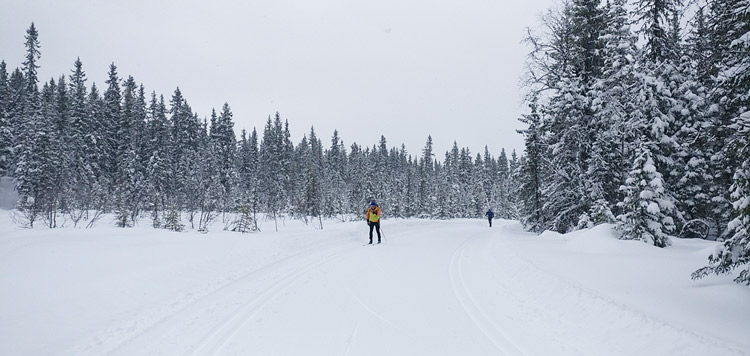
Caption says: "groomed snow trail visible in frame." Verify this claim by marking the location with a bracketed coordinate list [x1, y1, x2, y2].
[1, 218, 747, 356]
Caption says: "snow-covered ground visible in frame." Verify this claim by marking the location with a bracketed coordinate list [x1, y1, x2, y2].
[0, 214, 748, 356]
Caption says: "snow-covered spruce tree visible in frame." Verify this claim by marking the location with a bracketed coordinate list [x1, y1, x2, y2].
[295, 127, 323, 227]
[670, 51, 713, 239]
[404, 155, 420, 217]
[14, 23, 48, 227]
[692, 0, 750, 284]
[458, 147, 477, 217]
[354, 141, 385, 215]
[163, 204, 184, 232]
[346, 143, 366, 216]
[84, 83, 107, 215]
[292, 131, 309, 219]
[506, 150, 523, 220]
[281, 120, 296, 213]
[0, 61, 12, 177]
[633, 0, 683, 63]
[373, 136, 391, 212]
[564, 0, 610, 229]
[516, 99, 547, 233]
[495, 148, 514, 219]
[309, 128, 324, 224]
[627, 0, 687, 226]
[440, 143, 462, 219]
[699, 1, 744, 238]
[396, 146, 411, 217]
[391, 145, 413, 218]
[169, 93, 205, 228]
[101, 64, 125, 222]
[686, 7, 714, 87]
[390, 150, 407, 216]
[7, 68, 25, 173]
[168, 88, 191, 212]
[417, 136, 436, 217]
[116, 76, 146, 226]
[182, 113, 207, 229]
[259, 113, 289, 231]
[131, 84, 149, 223]
[65, 58, 96, 225]
[471, 153, 487, 218]
[587, 0, 638, 220]
[247, 128, 261, 222]
[659, 9, 719, 240]
[616, 139, 677, 247]
[694, 115, 749, 284]
[494, 148, 520, 219]
[433, 158, 451, 219]
[168, 87, 201, 216]
[103, 66, 133, 227]
[34, 79, 64, 227]
[94, 73, 116, 196]
[542, 73, 594, 232]
[626, 59, 685, 229]
[322, 130, 349, 220]
[52, 75, 72, 215]
[211, 103, 237, 216]
[693, 133, 750, 285]
[479, 146, 496, 212]
[145, 93, 171, 227]
[195, 114, 217, 232]
[523, 0, 611, 232]
[235, 128, 260, 231]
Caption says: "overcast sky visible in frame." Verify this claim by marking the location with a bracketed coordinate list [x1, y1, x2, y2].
[1, 0, 555, 159]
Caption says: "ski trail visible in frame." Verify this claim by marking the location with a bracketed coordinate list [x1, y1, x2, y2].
[100, 239, 353, 356]
[343, 320, 360, 356]
[448, 233, 530, 356]
[346, 287, 412, 338]
[187, 245, 361, 356]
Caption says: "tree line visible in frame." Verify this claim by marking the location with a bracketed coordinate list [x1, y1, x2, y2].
[515, 0, 748, 284]
[0, 23, 519, 232]
[1, 0, 747, 286]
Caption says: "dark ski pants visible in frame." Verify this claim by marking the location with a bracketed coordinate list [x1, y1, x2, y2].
[369, 221, 381, 242]
[488, 217, 493, 227]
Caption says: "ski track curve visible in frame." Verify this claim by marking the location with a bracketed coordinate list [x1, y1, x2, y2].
[187, 244, 360, 356]
[488, 224, 746, 356]
[505, 238, 747, 356]
[96, 239, 358, 356]
[448, 231, 530, 356]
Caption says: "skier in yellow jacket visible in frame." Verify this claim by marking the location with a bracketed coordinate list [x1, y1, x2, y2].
[366, 201, 381, 244]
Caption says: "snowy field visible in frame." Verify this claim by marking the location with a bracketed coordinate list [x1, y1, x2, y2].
[1, 213, 748, 356]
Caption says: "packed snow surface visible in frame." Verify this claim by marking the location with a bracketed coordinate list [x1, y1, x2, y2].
[1, 215, 748, 356]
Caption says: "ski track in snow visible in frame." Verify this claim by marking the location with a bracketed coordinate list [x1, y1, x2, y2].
[448, 231, 530, 356]
[95, 239, 358, 356]
[3, 218, 747, 356]
[187, 245, 361, 356]
[343, 320, 361, 356]
[484, 224, 746, 356]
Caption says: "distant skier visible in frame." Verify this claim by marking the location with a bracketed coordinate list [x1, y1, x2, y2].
[485, 209, 494, 227]
[366, 201, 382, 244]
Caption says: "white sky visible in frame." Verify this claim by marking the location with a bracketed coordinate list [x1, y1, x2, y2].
[1, 0, 555, 159]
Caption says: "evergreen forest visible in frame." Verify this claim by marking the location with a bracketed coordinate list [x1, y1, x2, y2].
[0, 0, 748, 284]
